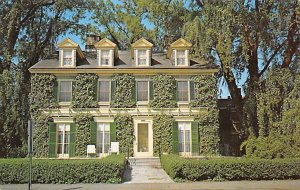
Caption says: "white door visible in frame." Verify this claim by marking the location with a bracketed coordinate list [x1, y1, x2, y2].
[134, 122, 153, 157]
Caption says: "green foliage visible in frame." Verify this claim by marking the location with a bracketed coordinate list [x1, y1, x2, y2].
[191, 75, 218, 108]
[195, 109, 220, 155]
[0, 154, 125, 184]
[149, 75, 176, 108]
[30, 74, 58, 114]
[111, 74, 135, 108]
[161, 154, 300, 181]
[74, 113, 94, 157]
[72, 74, 98, 108]
[32, 114, 52, 158]
[153, 114, 174, 156]
[114, 114, 134, 156]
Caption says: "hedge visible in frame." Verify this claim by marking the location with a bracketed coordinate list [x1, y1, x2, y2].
[0, 154, 125, 184]
[161, 154, 300, 181]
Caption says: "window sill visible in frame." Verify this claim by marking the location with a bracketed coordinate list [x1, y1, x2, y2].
[98, 102, 110, 106]
[59, 102, 71, 106]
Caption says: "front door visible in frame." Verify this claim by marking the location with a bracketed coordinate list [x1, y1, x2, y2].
[134, 122, 153, 157]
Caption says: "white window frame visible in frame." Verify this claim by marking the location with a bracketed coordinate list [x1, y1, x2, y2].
[58, 79, 73, 105]
[57, 123, 70, 158]
[136, 79, 150, 104]
[97, 79, 111, 104]
[135, 49, 151, 66]
[176, 79, 190, 104]
[98, 49, 114, 67]
[178, 122, 192, 156]
[174, 49, 189, 66]
[60, 49, 76, 67]
[97, 123, 110, 157]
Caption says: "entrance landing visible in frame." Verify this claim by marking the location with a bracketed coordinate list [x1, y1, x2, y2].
[122, 158, 174, 184]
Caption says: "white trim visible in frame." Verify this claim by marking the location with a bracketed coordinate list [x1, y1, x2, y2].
[57, 123, 71, 159]
[97, 79, 111, 104]
[94, 117, 114, 123]
[176, 79, 190, 104]
[98, 49, 113, 67]
[60, 49, 76, 67]
[136, 79, 150, 104]
[53, 117, 74, 123]
[57, 79, 73, 103]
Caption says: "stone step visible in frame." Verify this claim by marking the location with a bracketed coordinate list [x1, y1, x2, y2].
[128, 158, 161, 167]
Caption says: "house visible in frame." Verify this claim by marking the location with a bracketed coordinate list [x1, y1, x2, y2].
[29, 37, 219, 159]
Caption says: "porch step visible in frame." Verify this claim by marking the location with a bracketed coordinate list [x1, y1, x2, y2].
[128, 157, 161, 167]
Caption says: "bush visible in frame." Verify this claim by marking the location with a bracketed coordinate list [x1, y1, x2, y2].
[161, 155, 300, 181]
[0, 154, 125, 184]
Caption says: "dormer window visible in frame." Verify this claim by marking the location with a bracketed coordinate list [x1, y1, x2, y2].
[131, 38, 153, 67]
[63, 50, 74, 66]
[167, 38, 192, 67]
[95, 38, 118, 67]
[137, 50, 147, 65]
[57, 38, 84, 67]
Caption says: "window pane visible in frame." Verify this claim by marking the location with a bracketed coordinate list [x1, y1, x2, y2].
[177, 81, 189, 101]
[177, 50, 185, 65]
[138, 50, 147, 65]
[63, 50, 73, 66]
[59, 81, 72, 102]
[65, 131, 70, 144]
[64, 144, 69, 154]
[57, 144, 63, 154]
[185, 130, 191, 152]
[178, 130, 184, 152]
[58, 131, 63, 143]
[137, 81, 148, 101]
[99, 81, 110, 102]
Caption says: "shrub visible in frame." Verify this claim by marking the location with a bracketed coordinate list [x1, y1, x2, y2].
[161, 155, 300, 181]
[0, 154, 125, 184]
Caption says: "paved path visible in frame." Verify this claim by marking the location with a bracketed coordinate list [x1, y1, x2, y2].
[122, 158, 174, 183]
[1, 180, 300, 190]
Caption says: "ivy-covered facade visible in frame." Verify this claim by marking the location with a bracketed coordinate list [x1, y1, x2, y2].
[29, 37, 219, 158]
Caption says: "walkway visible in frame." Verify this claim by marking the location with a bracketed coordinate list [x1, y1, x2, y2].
[122, 157, 174, 183]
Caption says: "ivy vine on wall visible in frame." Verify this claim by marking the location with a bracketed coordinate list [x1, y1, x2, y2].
[153, 113, 174, 156]
[74, 113, 93, 157]
[190, 75, 217, 108]
[72, 74, 98, 108]
[30, 74, 57, 158]
[149, 75, 176, 108]
[111, 74, 135, 108]
[114, 114, 134, 156]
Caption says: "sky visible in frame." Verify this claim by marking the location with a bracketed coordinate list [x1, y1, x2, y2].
[57, 1, 247, 99]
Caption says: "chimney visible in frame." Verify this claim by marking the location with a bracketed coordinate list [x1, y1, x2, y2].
[85, 34, 101, 52]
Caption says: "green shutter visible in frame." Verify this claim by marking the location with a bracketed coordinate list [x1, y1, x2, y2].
[48, 122, 57, 158]
[53, 80, 58, 101]
[190, 81, 195, 101]
[174, 80, 178, 101]
[72, 81, 76, 102]
[90, 121, 97, 145]
[132, 80, 136, 103]
[191, 121, 199, 156]
[111, 80, 115, 102]
[172, 121, 179, 154]
[69, 123, 76, 157]
[110, 122, 116, 142]
[149, 80, 154, 100]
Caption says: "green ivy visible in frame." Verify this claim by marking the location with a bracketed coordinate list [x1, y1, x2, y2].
[191, 75, 218, 108]
[114, 114, 134, 156]
[150, 75, 176, 108]
[72, 74, 98, 108]
[30, 74, 58, 113]
[30, 74, 57, 158]
[111, 74, 135, 108]
[195, 109, 220, 155]
[74, 113, 94, 157]
[153, 114, 174, 156]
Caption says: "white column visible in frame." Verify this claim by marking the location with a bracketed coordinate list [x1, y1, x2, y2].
[72, 49, 76, 66]
[109, 49, 114, 66]
[98, 49, 102, 66]
[146, 49, 151, 66]
[134, 49, 138, 66]
[185, 49, 189, 66]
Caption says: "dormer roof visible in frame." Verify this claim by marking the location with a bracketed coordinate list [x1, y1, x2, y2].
[167, 38, 192, 59]
[94, 38, 117, 48]
[57, 38, 85, 59]
[131, 38, 153, 58]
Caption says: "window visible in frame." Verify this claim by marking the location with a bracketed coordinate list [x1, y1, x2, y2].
[98, 81, 110, 102]
[97, 123, 110, 156]
[100, 50, 110, 66]
[177, 81, 189, 102]
[178, 122, 191, 154]
[137, 81, 149, 102]
[59, 81, 72, 102]
[63, 50, 73, 66]
[138, 50, 147, 65]
[177, 50, 185, 65]
[57, 124, 70, 158]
